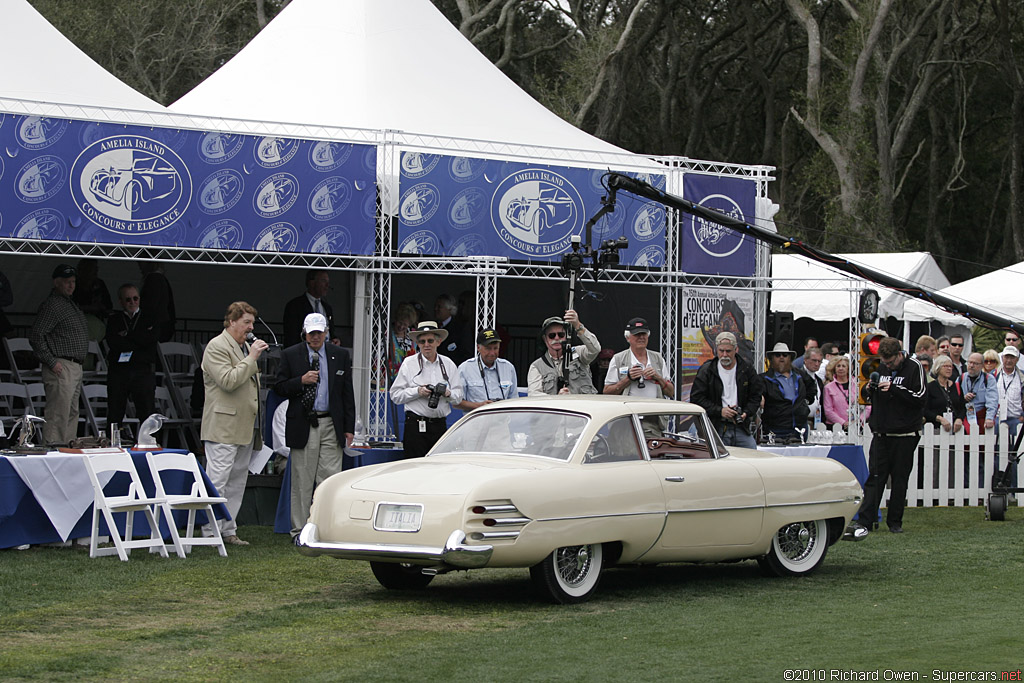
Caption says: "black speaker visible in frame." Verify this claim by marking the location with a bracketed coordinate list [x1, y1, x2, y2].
[767, 311, 794, 350]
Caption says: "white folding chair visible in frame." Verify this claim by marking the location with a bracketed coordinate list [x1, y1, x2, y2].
[3, 337, 42, 384]
[83, 452, 169, 561]
[146, 451, 228, 558]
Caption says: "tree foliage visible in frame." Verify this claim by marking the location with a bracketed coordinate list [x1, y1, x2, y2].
[26, 0, 1024, 282]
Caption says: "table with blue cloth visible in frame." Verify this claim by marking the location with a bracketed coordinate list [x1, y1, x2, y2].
[756, 443, 869, 484]
[0, 450, 229, 549]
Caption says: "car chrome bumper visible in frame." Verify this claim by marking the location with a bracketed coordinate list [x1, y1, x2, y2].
[295, 524, 493, 569]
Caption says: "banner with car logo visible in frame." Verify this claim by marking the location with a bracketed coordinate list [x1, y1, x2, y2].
[0, 114, 377, 254]
[680, 173, 757, 277]
[396, 152, 669, 267]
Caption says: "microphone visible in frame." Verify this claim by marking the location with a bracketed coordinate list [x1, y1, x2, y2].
[257, 316, 280, 346]
[869, 371, 880, 388]
[245, 332, 259, 344]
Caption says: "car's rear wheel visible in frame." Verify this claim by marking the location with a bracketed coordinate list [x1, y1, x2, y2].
[369, 562, 434, 590]
[758, 519, 829, 577]
[530, 543, 603, 604]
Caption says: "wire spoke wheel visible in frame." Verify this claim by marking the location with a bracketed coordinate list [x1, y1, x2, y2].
[758, 519, 829, 577]
[530, 543, 604, 604]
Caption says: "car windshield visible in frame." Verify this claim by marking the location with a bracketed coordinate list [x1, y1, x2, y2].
[430, 409, 589, 461]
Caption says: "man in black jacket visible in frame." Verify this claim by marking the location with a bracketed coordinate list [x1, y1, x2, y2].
[273, 313, 355, 538]
[282, 270, 336, 347]
[691, 332, 764, 448]
[759, 342, 810, 442]
[105, 283, 157, 429]
[854, 337, 926, 534]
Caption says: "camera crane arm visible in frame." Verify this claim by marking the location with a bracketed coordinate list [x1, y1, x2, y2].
[603, 173, 1024, 334]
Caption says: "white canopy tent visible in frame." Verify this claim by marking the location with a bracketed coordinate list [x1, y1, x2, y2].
[170, 0, 634, 160]
[903, 261, 1024, 327]
[0, 0, 163, 113]
[771, 252, 951, 321]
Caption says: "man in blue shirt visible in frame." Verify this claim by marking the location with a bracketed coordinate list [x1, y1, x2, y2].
[958, 352, 997, 435]
[759, 342, 810, 442]
[457, 328, 518, 411]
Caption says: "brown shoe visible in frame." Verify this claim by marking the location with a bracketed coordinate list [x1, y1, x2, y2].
[223, 535, 250, 546]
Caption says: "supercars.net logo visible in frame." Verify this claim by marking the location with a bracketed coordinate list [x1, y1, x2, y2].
[70, 135, 191, 235]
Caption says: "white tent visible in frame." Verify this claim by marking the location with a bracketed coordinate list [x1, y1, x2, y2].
[169, 0, 633, 158]
[0, 0, 163, 112]
[771, 252, 951, 321]
[903, 261, 1024, 326]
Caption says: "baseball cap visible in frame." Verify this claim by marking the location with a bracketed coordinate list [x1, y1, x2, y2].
[477, 328, 500, 345]
[1000, 345, 1019, 359]
[625, 317, 650, 334]
[303, 312, 328, 333]
[541, 316, 566, 333]
[52, 264, 76, 279]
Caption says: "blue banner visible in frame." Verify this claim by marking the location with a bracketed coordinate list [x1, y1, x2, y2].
[681, 173, 757, 277]
[397, 152, 668, 267]
[0, 112, 377, 254]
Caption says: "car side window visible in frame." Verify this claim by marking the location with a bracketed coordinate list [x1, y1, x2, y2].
[584, 416, 643, 464]
[641, 413, 715, 460]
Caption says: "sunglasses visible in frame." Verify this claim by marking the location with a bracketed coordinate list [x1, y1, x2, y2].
[771, 353, 790, 359]
[985, 359, 998, 364]
[949, 342, 963, 347]
[547, 331, 567, 340]
[1006, 338, 1019, 343]
[418, 338, 438, 345]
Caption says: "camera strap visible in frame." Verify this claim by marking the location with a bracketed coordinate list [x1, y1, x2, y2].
[416, 353, 450, 383]
[477, 357, 494, 401]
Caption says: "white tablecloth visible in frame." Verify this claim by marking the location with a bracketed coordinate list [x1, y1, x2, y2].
[6, 455, 114, 541]
[757, 445, 832, 458]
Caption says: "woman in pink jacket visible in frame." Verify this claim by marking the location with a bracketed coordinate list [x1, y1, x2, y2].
[823, 356, 869, 428]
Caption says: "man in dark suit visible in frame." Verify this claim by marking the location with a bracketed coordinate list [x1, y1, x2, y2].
[273, 313, 355, 537]
[282, 269, 337, 347]
[105, 283, 157, 430]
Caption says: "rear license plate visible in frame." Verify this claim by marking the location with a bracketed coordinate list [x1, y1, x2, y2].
[373, 503, 423, 532]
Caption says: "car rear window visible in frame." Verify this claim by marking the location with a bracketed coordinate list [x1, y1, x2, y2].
[430, 409, 589, 461]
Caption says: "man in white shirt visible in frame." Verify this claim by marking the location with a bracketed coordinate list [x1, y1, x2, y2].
[997, 345, 1024, 440]
[603, 317, 674, 399]
[457, 328, 518, 411]
[390, 321, 464, 458]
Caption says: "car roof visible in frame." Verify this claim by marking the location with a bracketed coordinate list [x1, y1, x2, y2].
[473, 395, 706, 421]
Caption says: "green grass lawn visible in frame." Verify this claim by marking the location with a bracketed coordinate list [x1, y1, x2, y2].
[1, 507, 1022, 682]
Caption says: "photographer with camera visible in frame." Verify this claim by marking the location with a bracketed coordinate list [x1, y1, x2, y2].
[691, 332, 764, 448]
[390, 321, 464, 458]
[603, 317, 674, 399]
[457, 328, 518, 411]
[527, 310, 600, 396]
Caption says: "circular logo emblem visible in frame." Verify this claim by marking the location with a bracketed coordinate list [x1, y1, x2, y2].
[399, 183, 440, 226]
[198, 132, 245, 164]
[309, 141, 353, 172]
[491, 168, 583, 257]
[449, 233, 486, 257]
[253, 173, 299, 218]
[401, 152, 440, 179]
[307, 225, 352, 254]
[632, 202, 666, 242]
[197, 219, 244, 250]
[16, 155, 67, 203]
[362, 146, 376, 174]
[691, 193, 745, 258]
[14, 208, 65, 240]
[399, 230, 440, 255]
[198, 169, 244, 215]
[362, 192, 377, 221]
[633, 245, 665, 268]
[254, 136, 300, 168]
[253, 221, 298, 251]
[308, 177, 352, 221]
[448, 187, 487, 230]
[0, 156, 4, 182]
[18, 116, 68, 150]
[78, 122, 107, 147]
[70, 135, 191, 234]
[449, 156, 487, 184]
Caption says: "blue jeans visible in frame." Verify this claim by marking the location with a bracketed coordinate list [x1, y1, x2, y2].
[718, 422, 757, 449]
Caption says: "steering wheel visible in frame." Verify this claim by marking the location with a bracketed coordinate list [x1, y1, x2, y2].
[586, 433, 613, 463]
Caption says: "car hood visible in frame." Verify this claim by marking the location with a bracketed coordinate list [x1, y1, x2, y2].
[349, 454, 555, 495]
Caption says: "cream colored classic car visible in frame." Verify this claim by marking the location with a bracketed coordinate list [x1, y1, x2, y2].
[297, 397, 864, 603]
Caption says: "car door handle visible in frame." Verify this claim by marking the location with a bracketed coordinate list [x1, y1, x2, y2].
[664, 476, 685, 482]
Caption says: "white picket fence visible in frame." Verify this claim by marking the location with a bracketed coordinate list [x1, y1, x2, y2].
[843, 423, 1020, 508]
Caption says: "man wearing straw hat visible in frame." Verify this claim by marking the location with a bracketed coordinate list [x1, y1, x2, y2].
[390, 321, 464, 458]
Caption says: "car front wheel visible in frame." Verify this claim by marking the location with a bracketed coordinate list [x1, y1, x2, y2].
[758, 519, 829, 577]
[530, 543, 604, 604]
[369, 562, 434, 590]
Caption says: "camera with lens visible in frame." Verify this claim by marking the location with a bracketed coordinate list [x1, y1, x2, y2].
[598, 236, 629, 268]
[729, 405, 743, 423]
[426, 382, 448, 409]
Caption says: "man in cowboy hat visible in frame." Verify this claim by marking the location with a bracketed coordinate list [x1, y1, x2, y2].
[526, 309, 600, 395]
[390, 321, 464, 458]
[759, 342, 810, 442]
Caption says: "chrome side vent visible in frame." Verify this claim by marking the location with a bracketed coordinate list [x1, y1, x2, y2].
[467, 500, 530, 542]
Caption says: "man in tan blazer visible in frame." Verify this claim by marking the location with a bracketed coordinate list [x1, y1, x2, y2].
[201, 301, 268, 546]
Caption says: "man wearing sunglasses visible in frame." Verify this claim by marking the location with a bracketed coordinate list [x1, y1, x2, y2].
[105, 283, 157, 432]
[854, 336, 926, 534]
[948, 334, 967, 378]
[527, 310, 600, 396]
[759, 342, 810, 442]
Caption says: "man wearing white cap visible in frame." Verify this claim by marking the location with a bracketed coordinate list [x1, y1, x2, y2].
[390, 321, 464, 458]
[996, 346, 1024, 492]
[274, 313, 355, 537]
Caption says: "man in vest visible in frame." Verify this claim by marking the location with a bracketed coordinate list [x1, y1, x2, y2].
[603, 317, 674, 399]
[527, 310, 600, 395]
